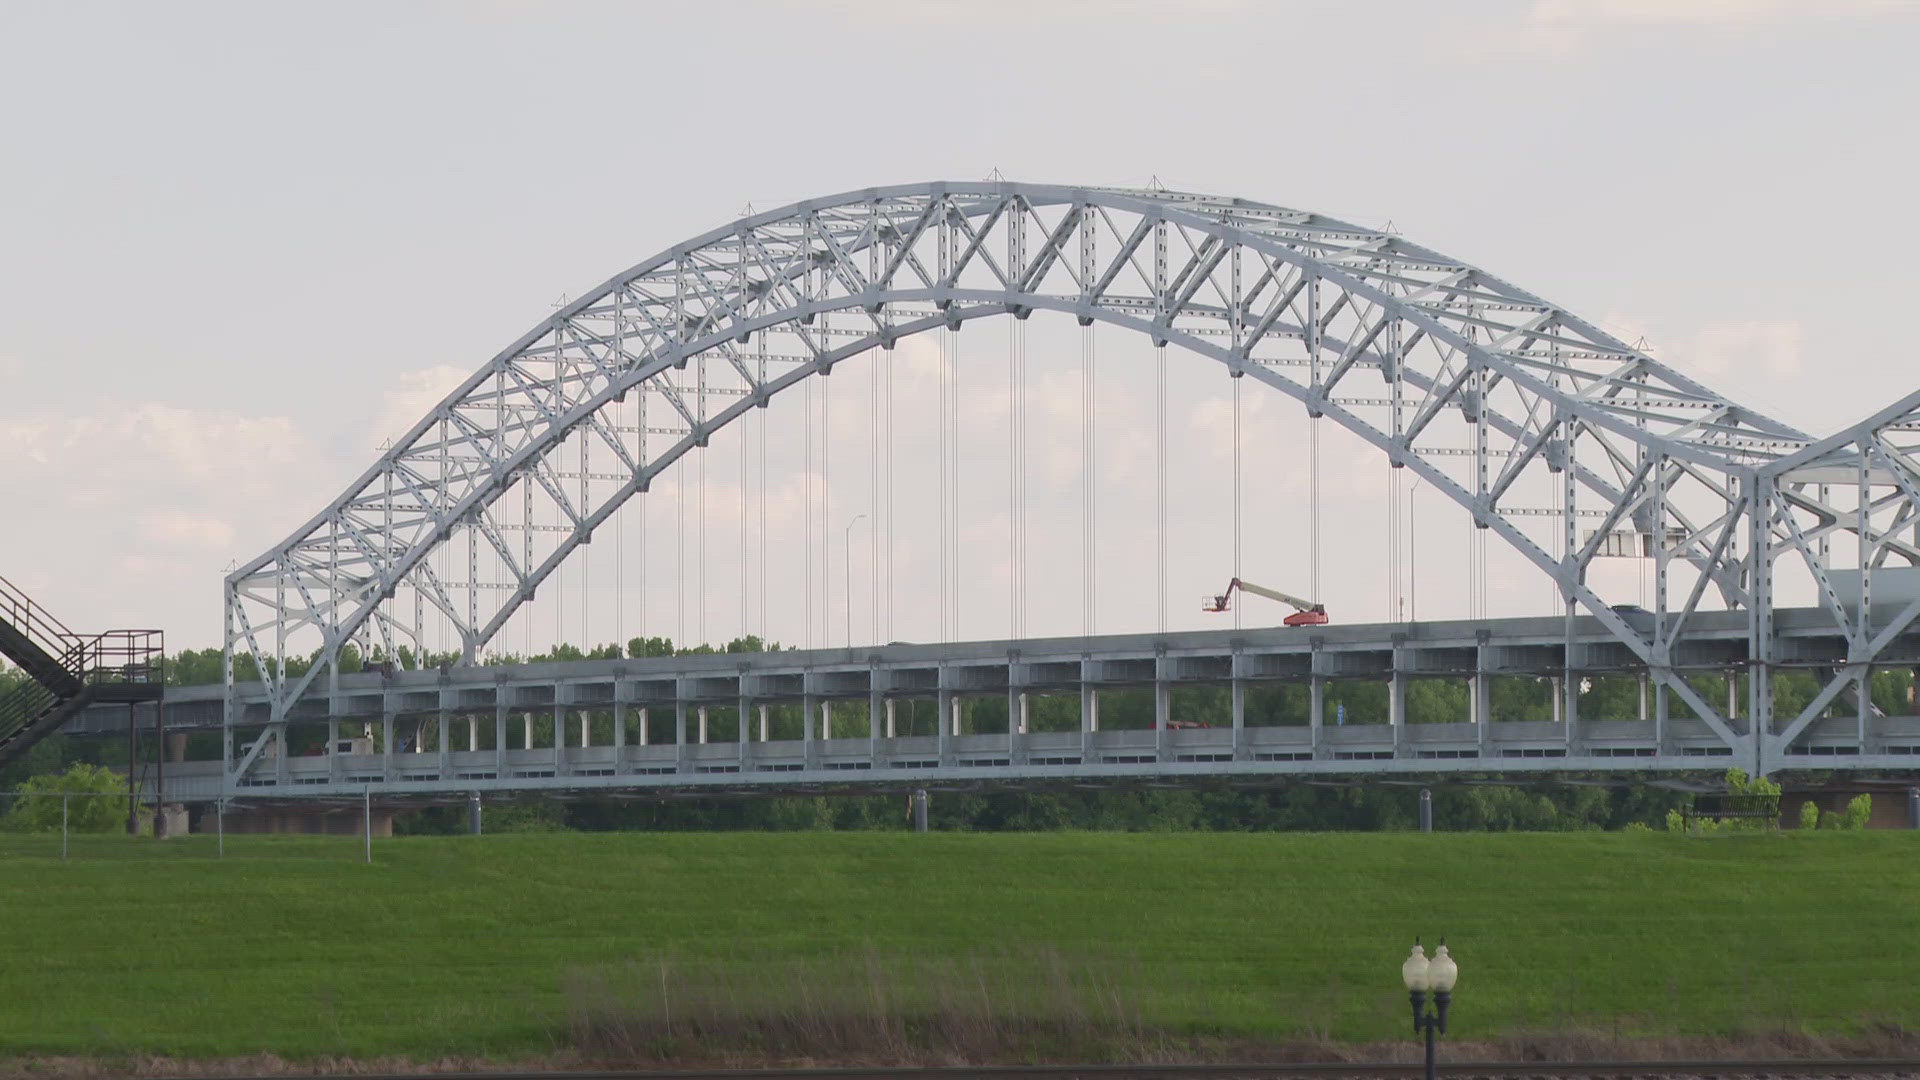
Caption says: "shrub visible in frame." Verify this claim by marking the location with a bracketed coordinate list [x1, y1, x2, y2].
[1799, 800, 1820, 830]
[2, 763, 126, 833]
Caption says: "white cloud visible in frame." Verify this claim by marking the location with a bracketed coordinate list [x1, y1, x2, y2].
[0, 403, 333, 645]
[139, 510, 235, 549]
[1599, 315, 1806, 424]
[1473, 0, 1905, 55]
[371, 364, 472, 449]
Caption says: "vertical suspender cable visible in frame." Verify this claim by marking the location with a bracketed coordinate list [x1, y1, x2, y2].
[1156, 343, 1168, 634]
[638, 386, 648, 653]
[1013, 315, 1029, 634]
[939, 328, 950, 642]
[950, 324, 961, 641]
[821, 341, 831, 650]
[1082, 324, 1095, 637]
[1233, 374, 1242, 632]
[804, 378, 814, 649]
[581, 424, 589, 648]
[757, 340, 767, 644]
[616, 290, 625, 655]
[1388, 462, 1399, 622]
[741, 365, 749, 644]
[617, 425, 625, 652]
[697, 359, 709, 651]
[524, 474, 533, 657]
[883, 343, 894, 642]
[1310, 417, 1322, 607]
[871, 343, 880, 647]
[677, 450, 686, 649]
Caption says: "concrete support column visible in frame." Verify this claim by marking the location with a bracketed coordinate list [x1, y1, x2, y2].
[612, 701, 625, 758]
[1231, 673, 1246, 759]
[739, 696, 753, 764]
[1389, 670, 1406, 734]
[437, 707, 449, 774]
[468, 715, 480, 753]
[552, 702, 564, 772]
[1551, 677, 1564, 725]
[1154, 679, 1171, 762]
[674, 701, 688, 770]
[580, 711, 591, 748]
[1654, 675, 1669, 749]
[912, 788, 929, 833]
[381, 712, 395, 775]
[1564, 672, 1580, 751]
[494, 704, 506, 773]
[638, 706, 650, 746]
[937, 679, 953, 764]
[1727, 670, 1740, 723]
[1471, 669, 1490, 753]
[758, 704, 769, 742]
[1419, 788, 1434, 833]
[697, 706, 709, 745]
[1309, 676, 1325, 757]
[328, 716, 340, 780]
[1015, 691, 1029, 735]
[884, 698, 897, 738]
[818, 700, 831, 742]
[1637, 675, 1649, 722]
[522, 712, 534, 751]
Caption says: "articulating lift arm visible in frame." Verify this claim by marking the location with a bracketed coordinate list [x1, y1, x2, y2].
[1201, 578, 1329, 626]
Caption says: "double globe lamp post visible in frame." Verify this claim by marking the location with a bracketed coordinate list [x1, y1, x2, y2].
[1401, 938, 1460, 1080]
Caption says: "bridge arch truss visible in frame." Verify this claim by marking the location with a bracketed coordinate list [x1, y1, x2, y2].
[225, 181, 1920, 783]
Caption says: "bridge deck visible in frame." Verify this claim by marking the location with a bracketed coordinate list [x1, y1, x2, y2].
[79, 610, 1920, 801]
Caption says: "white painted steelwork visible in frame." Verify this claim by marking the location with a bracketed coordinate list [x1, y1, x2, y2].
[224, 182, 1920, 789]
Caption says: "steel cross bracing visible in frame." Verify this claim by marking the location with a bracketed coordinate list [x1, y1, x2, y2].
[224, 181, 1920, 789]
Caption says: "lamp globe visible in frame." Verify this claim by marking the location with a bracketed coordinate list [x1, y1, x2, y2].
[1401, 940, 1430, 991]
[1428, 942, 1458, 992]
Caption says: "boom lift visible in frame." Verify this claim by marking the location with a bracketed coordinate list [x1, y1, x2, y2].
[1201, 578, 1329, 627]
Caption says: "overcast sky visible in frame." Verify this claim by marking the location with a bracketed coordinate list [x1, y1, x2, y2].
[4, 0, 1918, 653]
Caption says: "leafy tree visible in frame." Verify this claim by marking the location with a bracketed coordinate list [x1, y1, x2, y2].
[3, 763, 125, 833]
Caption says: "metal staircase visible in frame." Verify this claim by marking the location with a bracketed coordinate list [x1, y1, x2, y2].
[0, 575, 162, 769]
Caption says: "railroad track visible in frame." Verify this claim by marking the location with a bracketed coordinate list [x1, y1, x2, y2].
[193, 1060, 1920, 1080]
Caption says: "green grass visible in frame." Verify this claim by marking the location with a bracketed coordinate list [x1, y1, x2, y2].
[0, 829, 1916, 1060]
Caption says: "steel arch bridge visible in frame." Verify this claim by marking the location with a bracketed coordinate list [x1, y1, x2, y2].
[223, 180, 1920, 786]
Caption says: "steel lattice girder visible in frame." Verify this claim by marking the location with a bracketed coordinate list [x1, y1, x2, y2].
[223, 181, 1920, 782]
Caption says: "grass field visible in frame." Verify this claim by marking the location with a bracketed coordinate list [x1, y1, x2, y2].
[1, 829, 1916, 1063]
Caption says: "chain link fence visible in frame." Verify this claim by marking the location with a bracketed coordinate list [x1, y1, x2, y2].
[0, 789, 383, 861]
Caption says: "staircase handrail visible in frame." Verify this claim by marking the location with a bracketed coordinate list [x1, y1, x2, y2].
[0, 574, 84, 676]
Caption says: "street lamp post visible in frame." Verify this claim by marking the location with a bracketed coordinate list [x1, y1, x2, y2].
[1401, 937, 1459, 1080]
[843, 514, 866, 648]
